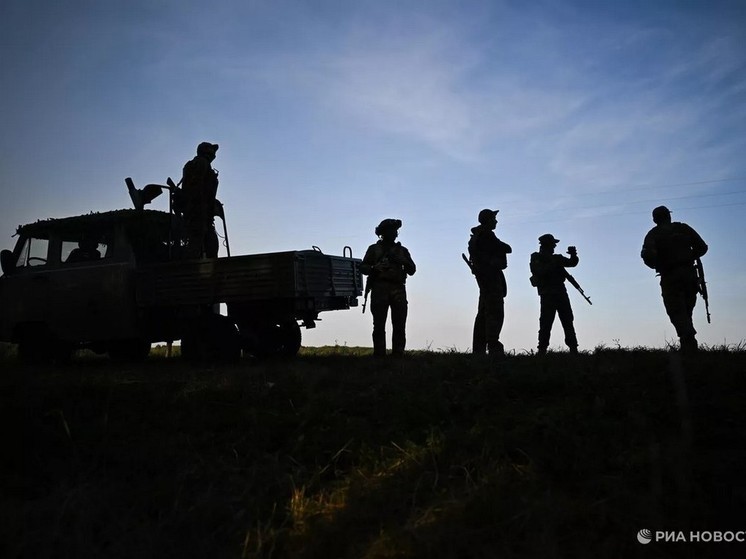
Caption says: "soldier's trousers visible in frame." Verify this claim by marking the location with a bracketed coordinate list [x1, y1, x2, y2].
[473, 288, 505, 355]
[538, 291, 577, 350]
[370, 282, 408, 356]
[660, 269, 698, 341]
[184, 216, 218, 259]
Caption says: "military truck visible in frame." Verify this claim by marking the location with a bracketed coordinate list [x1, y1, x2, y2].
[0, 180, 362, 363]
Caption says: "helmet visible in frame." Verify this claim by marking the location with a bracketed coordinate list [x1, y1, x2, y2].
[538, 233, 559, 245]
[375, 218, 402, 236]
[478, 208, 499, 224]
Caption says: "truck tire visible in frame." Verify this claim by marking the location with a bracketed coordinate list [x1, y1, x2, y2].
[276, 319, 302, 357]
[181, 314, 241, 363]
[242, 319, 301, 358]
[16, 324, 72, 365]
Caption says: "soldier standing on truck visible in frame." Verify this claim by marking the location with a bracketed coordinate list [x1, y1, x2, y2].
[181, 142, 220, 258]
[467, 208, 512, 358]
[361, 219, 416, 357]
[529, 234, 580, 355]
[641, 205, 708, 353]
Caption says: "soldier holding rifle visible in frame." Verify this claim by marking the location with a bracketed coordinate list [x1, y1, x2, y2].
[361, 219, 416, 357]
[529, 234, 584, 355]
[641, 206, 708, 353]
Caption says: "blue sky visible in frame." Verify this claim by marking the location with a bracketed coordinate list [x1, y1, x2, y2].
[2, 0, 745, 352]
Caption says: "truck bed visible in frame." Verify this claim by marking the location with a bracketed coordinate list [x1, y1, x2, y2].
[136, 250, 362, 308]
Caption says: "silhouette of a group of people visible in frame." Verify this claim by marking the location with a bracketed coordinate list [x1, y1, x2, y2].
[361, 206, 708, 358]
[180, 142, 709, 357]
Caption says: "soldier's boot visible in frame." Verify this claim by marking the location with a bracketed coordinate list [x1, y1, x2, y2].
[536, 346, 547, 356]
[680, 335, 698, 354]
[568, 345, 579, 355]
[372, 332, 387, 358]
[472, 344, 487, 356]
[488, 341, 505, 360]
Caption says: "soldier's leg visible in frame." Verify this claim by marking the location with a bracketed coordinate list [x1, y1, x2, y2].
[183, 214, 204, 258]
[662, 285, 696, 340]
[204, 225, 219, 258]
[472, 290, 487, 354]
[485, 291, 505, 356]
[370, 288, 390, 357]
[390, 287, 408, 356]
[681, 283, 699, 352]
[663, 279, 699, 352]
[538, 295, 556, 353]
[556, 292, 578, 352]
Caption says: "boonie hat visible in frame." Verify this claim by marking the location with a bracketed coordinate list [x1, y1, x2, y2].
[538, 233, 560, 245]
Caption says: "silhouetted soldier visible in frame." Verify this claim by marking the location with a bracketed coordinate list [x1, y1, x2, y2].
[641, 206, 708, 353]
[530, 234, 579, 355]
[468, 208, 512, 357]
[361, 219, 416, 357]
[181, 142, 219, 258]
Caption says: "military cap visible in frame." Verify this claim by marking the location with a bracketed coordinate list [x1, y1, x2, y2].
[652, 205, 671, 223]
[375, 218, 402, 236]
[197, 142, 219, 156]
[538, 233, 560, 245]
[478, 208, 499, 224]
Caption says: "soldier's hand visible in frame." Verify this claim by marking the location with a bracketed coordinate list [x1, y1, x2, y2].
[567, 246, 577, 256]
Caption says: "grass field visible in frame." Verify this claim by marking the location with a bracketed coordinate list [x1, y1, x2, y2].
[2, 344, 745, 558]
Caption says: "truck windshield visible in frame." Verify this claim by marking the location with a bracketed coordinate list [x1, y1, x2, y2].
[17, 237, 49, 267]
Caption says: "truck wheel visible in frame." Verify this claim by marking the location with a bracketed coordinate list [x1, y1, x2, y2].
[109, 339, 151, 362]
[181, 315, 241, 363]
[17, 326, 71, 365]
[277, 320, 302, 357]
[245, 320, 301, 358]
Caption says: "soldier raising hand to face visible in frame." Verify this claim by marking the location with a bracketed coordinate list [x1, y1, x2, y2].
[529, 234, 580, 355]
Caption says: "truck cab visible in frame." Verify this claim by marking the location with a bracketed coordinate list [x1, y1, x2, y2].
[0, 210, 177, 362]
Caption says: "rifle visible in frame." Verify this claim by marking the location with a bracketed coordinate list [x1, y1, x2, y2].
[564, 271, 592, 305]
[695, 257, 711, 323]
[362, 277, 371, 313]
[461, 253, 474, 273]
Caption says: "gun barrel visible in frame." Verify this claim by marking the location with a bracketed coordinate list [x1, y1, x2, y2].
[565, 271, 592, 305]
[696, 258, 711, 323]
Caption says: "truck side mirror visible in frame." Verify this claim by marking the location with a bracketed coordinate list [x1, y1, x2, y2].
[1, 249, 16, 275]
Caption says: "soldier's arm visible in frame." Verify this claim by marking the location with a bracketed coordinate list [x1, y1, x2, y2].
[181, 159, 210, 196]
[396, 246, 416, 276]
[560, 253, 579, 268]
[530, 252, 549, 275]
[641, 230, 658, 269]
[687, 225, 708, 259]
[360, 246, 377, 275]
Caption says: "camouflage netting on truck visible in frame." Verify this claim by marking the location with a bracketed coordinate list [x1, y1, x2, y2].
[18, 209, 183, 263]
[17, 209, 176, 239]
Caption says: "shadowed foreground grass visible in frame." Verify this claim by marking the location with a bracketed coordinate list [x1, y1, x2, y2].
[1, 346, 745, 558]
